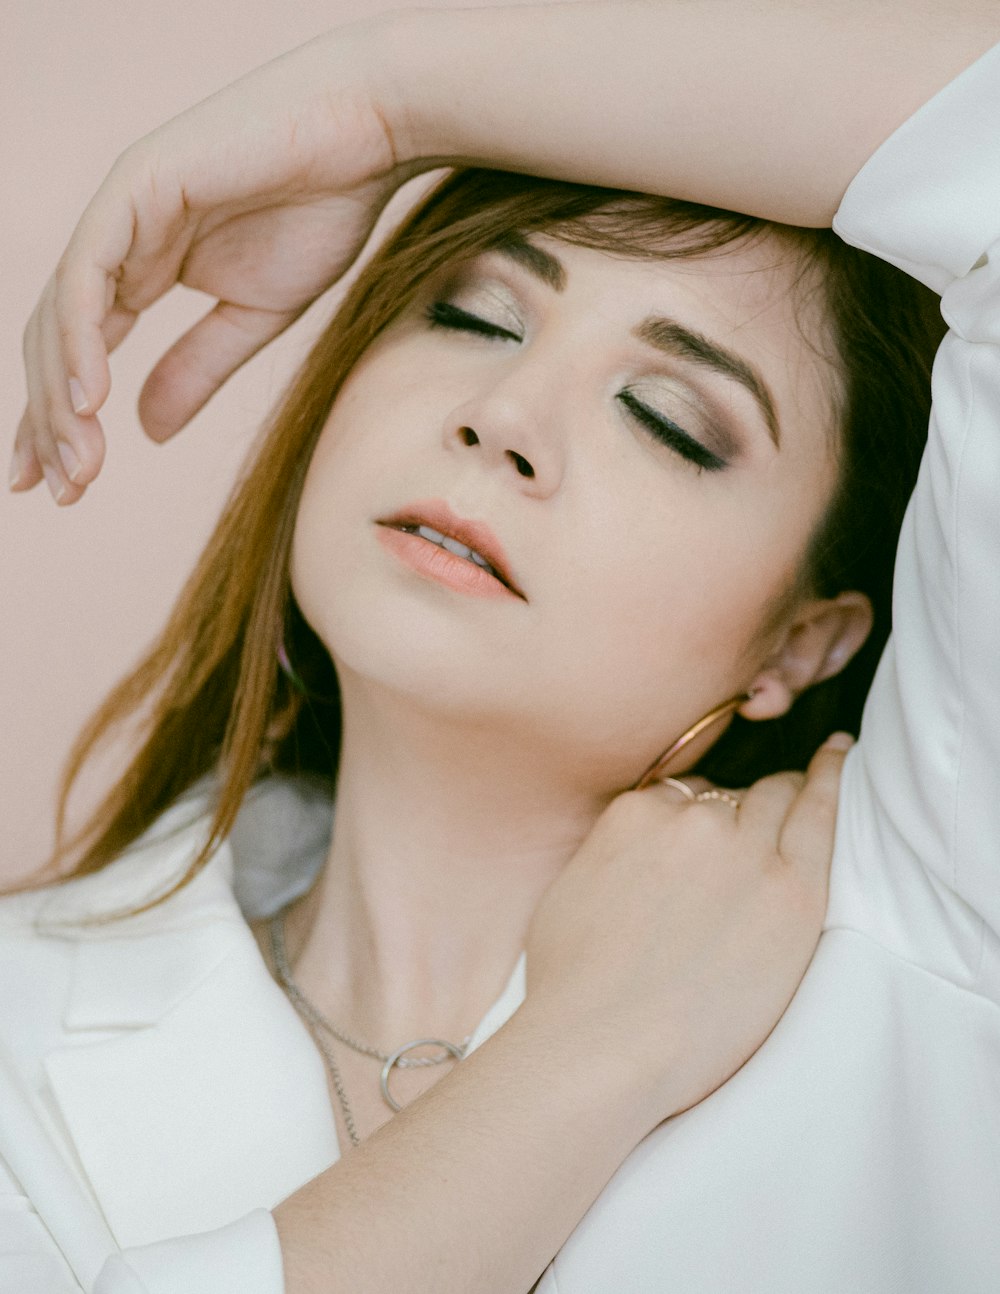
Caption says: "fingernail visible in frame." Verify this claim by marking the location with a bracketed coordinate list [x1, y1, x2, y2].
[69, 377, 89, 415]
[824, 731, 854, 751]
[57, 440, 82, 482]
[43, 464, 68, 504]
[8, 450, 22, 489]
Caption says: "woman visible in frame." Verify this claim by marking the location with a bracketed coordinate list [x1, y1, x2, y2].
[1, 177, 858, 1292]
[6, 2, 1000, 1291]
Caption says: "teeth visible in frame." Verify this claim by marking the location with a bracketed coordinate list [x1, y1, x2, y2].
[409, 524, 497, 575]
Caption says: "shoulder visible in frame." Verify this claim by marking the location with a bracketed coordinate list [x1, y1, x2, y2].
[0, 777, 339, 1263]
[0, 773, 333, 940]
[0, 781, 225, 940]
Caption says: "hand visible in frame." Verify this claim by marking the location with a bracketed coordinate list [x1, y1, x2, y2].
[10, 14, 421, 505]
[523, 734, 852, 1129]
[15, 2, 992, 507]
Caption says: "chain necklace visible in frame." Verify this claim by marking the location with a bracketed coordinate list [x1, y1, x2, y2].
[267, 907, 471, 1148]
[269, 910, 548, 1291]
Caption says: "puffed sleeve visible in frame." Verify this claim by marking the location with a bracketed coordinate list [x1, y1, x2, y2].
[91, 1210, 284, 1294]
[830, 39, 1000, 981]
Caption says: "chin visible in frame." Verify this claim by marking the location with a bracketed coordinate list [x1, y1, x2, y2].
[308, 591, 522, 722]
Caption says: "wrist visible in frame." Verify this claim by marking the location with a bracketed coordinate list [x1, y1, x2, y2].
[372, 6, 489, 171]
[499, 999, 670, 1144]
[298, 13, 433, 185]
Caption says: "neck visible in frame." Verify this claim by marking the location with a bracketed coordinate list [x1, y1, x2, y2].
[285, 670, 614, 1047]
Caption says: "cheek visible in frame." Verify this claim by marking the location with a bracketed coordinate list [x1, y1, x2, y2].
[544, 492, 809, 725]
[292, 357, 421, 555]
[557, 557, 767, 684]
[288, 405, 376, 637]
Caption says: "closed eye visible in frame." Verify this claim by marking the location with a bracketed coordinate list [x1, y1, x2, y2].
[618, 392, 726, 473]
[425, 301, 520, 340]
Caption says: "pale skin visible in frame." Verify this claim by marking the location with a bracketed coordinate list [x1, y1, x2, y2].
[12, 3, 1000, 1292]
[255, 748, 852, 1294]
[10, 1, 998, 497]
[266, 228, 867, 1097]
[246, 226, 858, 1141]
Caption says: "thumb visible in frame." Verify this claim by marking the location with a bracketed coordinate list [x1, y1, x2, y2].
[777, 731, 854, 870]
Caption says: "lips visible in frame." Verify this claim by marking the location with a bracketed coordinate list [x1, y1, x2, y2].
[376, 498, 526, 599]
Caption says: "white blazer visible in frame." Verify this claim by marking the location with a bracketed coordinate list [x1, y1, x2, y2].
[3, 42, 1000, 1294]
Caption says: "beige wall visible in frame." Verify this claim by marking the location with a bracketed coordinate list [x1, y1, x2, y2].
[0, 0, 519, 884]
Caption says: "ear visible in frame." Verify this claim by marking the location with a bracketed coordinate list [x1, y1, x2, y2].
[739, 591, 874, 722]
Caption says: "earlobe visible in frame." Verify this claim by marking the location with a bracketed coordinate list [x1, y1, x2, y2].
[740, 591, 874, 721]
[739, 672, 796, 722]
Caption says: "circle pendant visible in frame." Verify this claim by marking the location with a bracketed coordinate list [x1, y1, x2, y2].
[380, 1038, 466, 1112]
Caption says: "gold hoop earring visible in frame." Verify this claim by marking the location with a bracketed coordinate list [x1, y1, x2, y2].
[631, 691, 753, 791]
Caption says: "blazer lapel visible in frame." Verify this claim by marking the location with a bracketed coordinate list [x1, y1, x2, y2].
[32, 810, 339, 1251]
[0, 1040, 118, 1290]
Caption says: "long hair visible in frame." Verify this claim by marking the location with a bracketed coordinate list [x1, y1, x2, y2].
[14, 168, 945, 919]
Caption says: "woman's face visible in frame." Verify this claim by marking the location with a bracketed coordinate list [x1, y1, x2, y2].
[290, 228, 843, 789]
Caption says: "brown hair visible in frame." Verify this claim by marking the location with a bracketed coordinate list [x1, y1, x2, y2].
[15, 167, 946, 920]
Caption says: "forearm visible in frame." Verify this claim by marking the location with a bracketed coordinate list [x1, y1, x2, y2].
[273, 1004, 661, 1294]
[377, 0, 999, 226]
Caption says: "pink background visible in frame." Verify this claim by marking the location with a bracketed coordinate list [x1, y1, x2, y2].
[1, 0, 520, 885]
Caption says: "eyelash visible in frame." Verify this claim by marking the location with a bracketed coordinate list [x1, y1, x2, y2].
[424, 300, 726, 473]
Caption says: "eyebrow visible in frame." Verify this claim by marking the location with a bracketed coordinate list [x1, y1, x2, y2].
[493, 235, 568, 292]
[490, 236, 781, 449]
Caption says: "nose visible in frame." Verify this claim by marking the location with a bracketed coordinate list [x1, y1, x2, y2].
[442, 367, 565, 495]
[454, 424, 537, 479]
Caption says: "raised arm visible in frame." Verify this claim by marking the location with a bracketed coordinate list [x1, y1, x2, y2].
[389, 0, 998, 226]
[827, 42, 1000, 953]
[10, 1, 998, 505]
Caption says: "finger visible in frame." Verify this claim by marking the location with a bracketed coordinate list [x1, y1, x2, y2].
[11, 306, 47, 492]
[52, 170, 153, 416]
[734, 770, 805, 849]
[26, 290, 91, 505]
[100, 296, 142, 354]
[605, 783, 689, 824]
[20, 295, 72, 502]
[41, 280, 108, 490]
[15, 277, 96, 502]
[9, 409, 45, 492]
[777, 733, 854, 868]
[136, 299, 303, 441]
[52, 260, 115, 421]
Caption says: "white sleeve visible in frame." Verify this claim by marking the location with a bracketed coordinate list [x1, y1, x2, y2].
[831, 41, 1000, 960]
[91, 1210, 284, 1294]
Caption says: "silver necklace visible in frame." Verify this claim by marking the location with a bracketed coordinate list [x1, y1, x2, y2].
[267, 908, 471, 1147]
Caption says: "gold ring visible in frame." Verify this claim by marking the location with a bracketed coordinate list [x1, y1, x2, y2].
[694, 788, 741, 808]
[661, 777, 697, 802]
